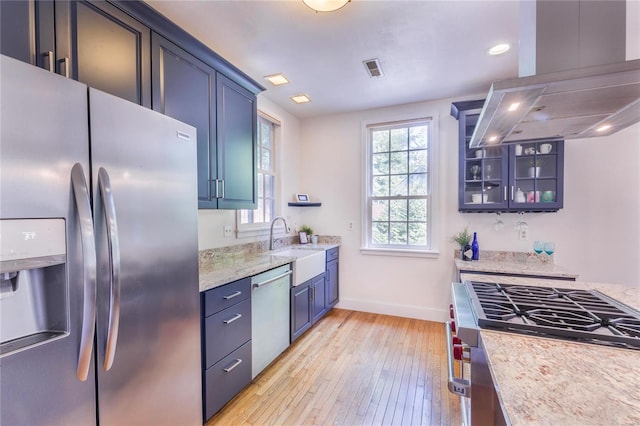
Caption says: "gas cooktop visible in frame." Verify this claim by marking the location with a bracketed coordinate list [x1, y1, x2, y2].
[465, 281, 640, 350]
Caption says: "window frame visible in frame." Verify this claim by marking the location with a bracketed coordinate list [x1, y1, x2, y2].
[360, 115, 439, 258]
[236, 111, 282, 237]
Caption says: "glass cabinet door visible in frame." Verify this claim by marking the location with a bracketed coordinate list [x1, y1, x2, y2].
[510, 139, 563, 210]
[461, 144, 509, 210]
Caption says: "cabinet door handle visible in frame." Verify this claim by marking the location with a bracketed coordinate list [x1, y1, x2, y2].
[503, 186, 507, 201]
[213, 179, 219, 199]
[223, 290, 242, 300]
[43, 51, 54, 73]
[60, 57, 70, 78]
[511, 185, 514, 201]
[223, 358, 243, 373]
[223, 313, 242, 324]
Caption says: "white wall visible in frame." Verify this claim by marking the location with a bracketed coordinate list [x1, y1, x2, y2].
[296, 97, 640, 323]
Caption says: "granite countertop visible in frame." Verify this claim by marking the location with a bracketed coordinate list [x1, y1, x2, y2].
[460, 273, 640, 425]
[199, 242, 340, 292]
[455, 253, 579, 279]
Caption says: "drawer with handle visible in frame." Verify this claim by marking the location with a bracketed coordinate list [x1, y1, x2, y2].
[204, 298, 251, 368]
[204, 340, 252, 420]
[203, 277, 250, 317]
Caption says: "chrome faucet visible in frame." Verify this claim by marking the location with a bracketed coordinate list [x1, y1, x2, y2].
[269, 216, 289, 250]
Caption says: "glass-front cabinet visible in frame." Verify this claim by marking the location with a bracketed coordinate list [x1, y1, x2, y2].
[510, 140, 564, 210]
[452, 100, 564, 212]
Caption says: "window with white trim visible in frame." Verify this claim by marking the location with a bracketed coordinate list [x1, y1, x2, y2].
[364, 118, 434, 253]
[238, 114, 279, 231]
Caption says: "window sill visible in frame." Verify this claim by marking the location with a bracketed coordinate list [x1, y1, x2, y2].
[360, 247, 440, 259]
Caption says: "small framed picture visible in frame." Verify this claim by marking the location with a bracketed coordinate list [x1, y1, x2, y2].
[296, 193, 310, 202]
[299, 232, 308, 244]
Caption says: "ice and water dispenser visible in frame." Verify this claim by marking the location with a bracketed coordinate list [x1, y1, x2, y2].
[0, 219, 68, 355]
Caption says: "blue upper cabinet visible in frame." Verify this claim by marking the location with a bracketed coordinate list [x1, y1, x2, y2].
[452, 101, 564, 213]
[1, 0, 151, 107]
[216, 75, 258, 210]
[2, 0, 264, 210]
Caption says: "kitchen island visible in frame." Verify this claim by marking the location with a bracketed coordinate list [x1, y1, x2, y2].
[459, 273, 640, 425]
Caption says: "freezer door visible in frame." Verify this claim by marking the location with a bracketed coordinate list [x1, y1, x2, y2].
[0, 55, 97, 425]
[88, 88, 202, 425]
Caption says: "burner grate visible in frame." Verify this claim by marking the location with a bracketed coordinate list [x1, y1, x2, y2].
[526, 308, 600, 332]
[467, 281, 640, 350]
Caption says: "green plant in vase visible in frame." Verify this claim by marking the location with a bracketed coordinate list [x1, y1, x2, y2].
[299, 224, 316, 244]
[452, 226, 473, 261]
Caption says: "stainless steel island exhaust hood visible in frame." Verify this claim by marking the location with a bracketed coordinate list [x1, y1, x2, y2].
[469, 0, 640, 148]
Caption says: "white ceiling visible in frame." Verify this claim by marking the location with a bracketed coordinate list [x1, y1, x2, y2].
[145, 0, 521, 119]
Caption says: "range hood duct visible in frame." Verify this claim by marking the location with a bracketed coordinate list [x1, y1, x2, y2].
[469, 0, 640, 148]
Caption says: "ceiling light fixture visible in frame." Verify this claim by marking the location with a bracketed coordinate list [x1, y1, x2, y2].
[488, 43, 511, 56]
[508, 102, 520, 112]
[596, 124, 612, 132]
[291, 94, 311, 104]
[302, 0, 350, 13]
[264, 73, 290, 86]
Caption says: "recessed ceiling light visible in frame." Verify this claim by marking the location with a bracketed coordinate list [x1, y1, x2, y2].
[508, 102, 520, 112]
[488, 43, 511, 56]
[291, 94, 311, 104]
[488, 136, 498, 143]
[596, 124, 612, 132]
[264, 73, 290, 86]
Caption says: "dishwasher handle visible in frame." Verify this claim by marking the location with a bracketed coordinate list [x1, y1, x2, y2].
[445, 321, 471, 398]
[252, 270, 292, 288]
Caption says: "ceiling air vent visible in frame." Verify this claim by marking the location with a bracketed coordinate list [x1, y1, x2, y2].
[363, 58, 383, 78]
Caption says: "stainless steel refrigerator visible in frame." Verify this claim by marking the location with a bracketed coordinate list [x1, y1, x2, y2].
[0, 54, 202, 425]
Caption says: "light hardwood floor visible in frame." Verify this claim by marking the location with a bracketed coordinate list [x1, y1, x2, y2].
[207, 309, 462, 426]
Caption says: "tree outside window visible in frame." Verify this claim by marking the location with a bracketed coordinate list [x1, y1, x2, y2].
[366, 119, 432, 250]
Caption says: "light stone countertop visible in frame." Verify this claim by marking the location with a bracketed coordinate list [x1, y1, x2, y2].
[455, 257, 579, 279]
[199, 243, 340, 292]
[460, 273, 640, 425]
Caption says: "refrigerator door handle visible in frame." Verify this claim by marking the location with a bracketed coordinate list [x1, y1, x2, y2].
[70, 164, 97, 381]
[98, 168, 122, 371]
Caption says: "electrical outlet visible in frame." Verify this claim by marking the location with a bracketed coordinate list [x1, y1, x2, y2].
[348, 221, 354, 231]
[519, 226, 529, 240]
[223, 225, 233, 238]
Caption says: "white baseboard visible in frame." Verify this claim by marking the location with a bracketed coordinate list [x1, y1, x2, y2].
[335, 298, 448, 323]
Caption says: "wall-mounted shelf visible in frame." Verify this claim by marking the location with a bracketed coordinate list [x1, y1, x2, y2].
[288, 202, 322, 207]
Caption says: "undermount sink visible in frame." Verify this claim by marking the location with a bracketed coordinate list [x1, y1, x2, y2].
[270, 248, 325, 286]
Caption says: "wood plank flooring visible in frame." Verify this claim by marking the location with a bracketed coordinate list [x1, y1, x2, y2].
[207, 309, 462, 426]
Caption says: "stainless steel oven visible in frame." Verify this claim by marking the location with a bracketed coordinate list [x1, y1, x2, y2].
[447, 279, 640, 425]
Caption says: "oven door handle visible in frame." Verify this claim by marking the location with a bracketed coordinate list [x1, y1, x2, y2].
[445, 321, 472, 398]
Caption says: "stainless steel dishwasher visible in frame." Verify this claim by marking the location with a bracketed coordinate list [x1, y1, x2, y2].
[251, 263, 292, 379]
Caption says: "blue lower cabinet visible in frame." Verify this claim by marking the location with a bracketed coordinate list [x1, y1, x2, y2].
[201, 278, 252, 422]
[290, 281, 312, 342]
[290, 272, 330, 343]
[204, 341, 252, 420]
[204, 298, 251, 368]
